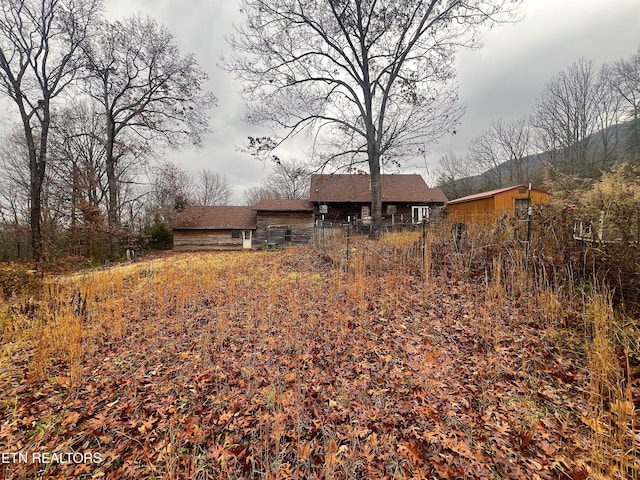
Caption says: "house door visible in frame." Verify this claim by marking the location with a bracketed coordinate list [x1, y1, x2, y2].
[242, 230, 252, 249]
[412, 206, 429, 223]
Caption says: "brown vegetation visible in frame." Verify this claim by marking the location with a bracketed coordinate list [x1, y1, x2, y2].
[0, 218, 638, 479]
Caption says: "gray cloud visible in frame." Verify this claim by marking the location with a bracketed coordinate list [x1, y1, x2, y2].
[104, 0, 640, 193]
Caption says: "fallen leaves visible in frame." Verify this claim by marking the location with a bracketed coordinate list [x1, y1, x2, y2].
[0, 243, 601, 479]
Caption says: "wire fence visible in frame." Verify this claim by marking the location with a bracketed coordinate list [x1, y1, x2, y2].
[312, 207, 640, 305]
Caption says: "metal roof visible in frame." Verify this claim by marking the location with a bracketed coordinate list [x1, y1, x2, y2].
[447, 185, 550, 205]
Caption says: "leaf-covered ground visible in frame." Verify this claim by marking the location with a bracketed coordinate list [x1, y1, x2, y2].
[0, 243, 598, 479]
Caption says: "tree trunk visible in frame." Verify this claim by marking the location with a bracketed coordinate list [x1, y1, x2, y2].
[30, 173, 43, 264]
[369, 151, 383, 239]
[21, 104, 47, 265]
[105, 116, 119, 258]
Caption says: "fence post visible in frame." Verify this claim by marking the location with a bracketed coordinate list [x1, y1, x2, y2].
[525, 183, 532, 267]
[422, 218, 427, 267]
[345, 220, 351, 272]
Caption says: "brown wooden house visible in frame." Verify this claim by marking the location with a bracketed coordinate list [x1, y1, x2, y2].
[309, 173, 448, 225]
[171, 201, 315, 251]
[171, 206, 257, 250]
[446, 185, 551, 223]
[252, 199, 315, 247]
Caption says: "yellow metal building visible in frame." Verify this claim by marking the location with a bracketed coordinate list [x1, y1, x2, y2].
[446, 185, 551, 223]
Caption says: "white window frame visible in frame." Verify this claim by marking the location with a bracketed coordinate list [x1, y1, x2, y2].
[412, 206, 429, 223]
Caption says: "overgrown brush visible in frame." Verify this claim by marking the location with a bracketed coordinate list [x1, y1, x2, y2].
[585, 291, 638, 479]
[1, 217, 638, 478]
[0, 264, 40, 299]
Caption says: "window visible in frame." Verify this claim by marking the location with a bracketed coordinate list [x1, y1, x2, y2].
[231, 230, 241, 238]
[244, 230, 251, 240]
[515, 198, 530, 219]
[412, 206, 429, 223]
[284, 229, 292, 242]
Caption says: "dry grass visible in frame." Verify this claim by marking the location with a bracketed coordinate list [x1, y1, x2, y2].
[586, 291, 639, 479]
[0, 222, 637, 479]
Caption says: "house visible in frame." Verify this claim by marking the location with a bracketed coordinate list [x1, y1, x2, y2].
[171, 173, 448, 250]
[171, 201, 315, 251]
[446, 185, 551, 223]
[171, 206, 257, 250]
[309, 173, 448, 225]
[252, 199, 315, 247]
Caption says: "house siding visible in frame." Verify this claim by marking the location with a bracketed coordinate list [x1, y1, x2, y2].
[315, 202, 441, 224]
[447, 197, 495, 221]
[447, 187, 550, 222]
[173, 229, 244, 250]
[494, 189, 549, 212]
[254, 211, 314, 246]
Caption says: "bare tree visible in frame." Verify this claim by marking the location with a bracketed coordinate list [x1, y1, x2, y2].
[82, 15, 216, 255]
[240, 159, 311, 205]
[228, 0, 521, 236]
[609, 46, 640, 160]
[592, 63, 624, 170]
[49, 103, 108, 227]
[610, 47, 640, 123]
[492, 118, 532, 184]
[435, 152, 478, 199]
[531, 58, 594, 174]
[0, 0, 101, 262]
[265, 159, 310, 200]
[0, 129, 31, 259]
[242, 186, 281, 206]
[146, 161, 193, 225]
[468, 128, 503, 188]
[531, 58, 621, 176]
[194, 170, 232, 206]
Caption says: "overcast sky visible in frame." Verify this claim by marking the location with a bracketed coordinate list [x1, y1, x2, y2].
[34, 1, 640, 200]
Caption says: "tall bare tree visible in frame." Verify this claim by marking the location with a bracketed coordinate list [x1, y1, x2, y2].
[609, 46, 640, 160]
[228, 0, 521, 236]
[531, 58, 595, 174]
[531, 58, 622, 176]
[468, 128, 504, 189]
[242, 186, 281, 206]
[82, 15, 216, 255]
[49, 103, 108, 227]
[469, 117, 532, 188]
[146, 161, 193, 225]
[265, 159, 310, 200]
[194, 169, 232, 206]
[436, 152, 478, 200]
[493, 118, 532, 184]
[0, 129, 31, 259]
[592, 63, 624, 170]
[0, 0, 101, 262]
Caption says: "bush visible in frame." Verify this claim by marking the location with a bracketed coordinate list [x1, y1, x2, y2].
[0, 264, 41, 299]
[141, 223, 173, 250]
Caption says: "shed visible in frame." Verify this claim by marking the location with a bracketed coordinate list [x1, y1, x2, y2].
[446, 185, 551, 222]
[252, 199, 315, 247]
[171, 206, 257, 250]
